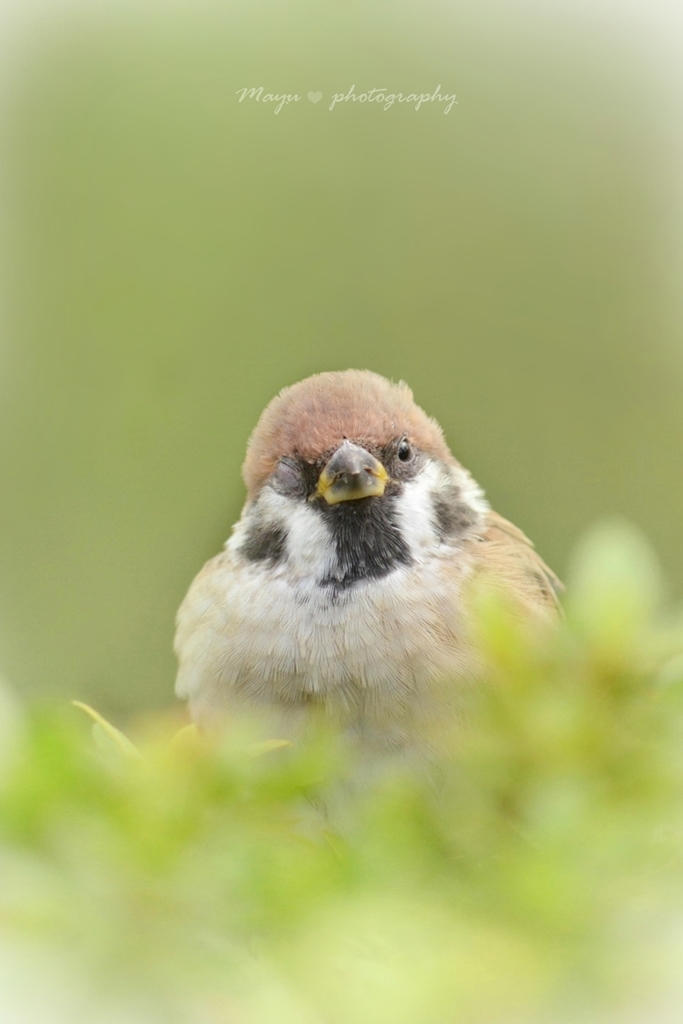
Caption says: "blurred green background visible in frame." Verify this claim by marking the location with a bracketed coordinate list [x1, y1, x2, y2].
[0, 1, 680, 718]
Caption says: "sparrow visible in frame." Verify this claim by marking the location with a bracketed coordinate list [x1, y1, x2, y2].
[175, 370, 560, 757]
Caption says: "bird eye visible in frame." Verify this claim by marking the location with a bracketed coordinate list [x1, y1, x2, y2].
[270, 459, 302, 495]
[397, 438, 412, 463]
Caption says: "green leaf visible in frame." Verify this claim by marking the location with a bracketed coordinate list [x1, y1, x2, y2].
[71, 701, 143, 760]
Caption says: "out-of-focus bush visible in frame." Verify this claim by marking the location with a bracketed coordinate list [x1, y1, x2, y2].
[1, 521, 683, 1023]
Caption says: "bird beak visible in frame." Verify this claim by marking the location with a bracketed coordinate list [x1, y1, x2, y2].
[314, 440, 389, 505]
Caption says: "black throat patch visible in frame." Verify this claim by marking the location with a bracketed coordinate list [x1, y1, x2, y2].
[317, 493, 413, 593]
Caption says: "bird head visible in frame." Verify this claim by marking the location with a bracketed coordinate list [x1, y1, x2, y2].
[237, 370, 488, 590]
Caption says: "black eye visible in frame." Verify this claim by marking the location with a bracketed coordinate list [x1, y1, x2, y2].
[397, 438, 412, 462]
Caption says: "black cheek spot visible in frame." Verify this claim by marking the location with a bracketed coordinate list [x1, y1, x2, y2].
[432, 487, 479, 541]
[241, 523, 287, 564]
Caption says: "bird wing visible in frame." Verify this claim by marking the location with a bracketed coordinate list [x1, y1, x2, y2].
[471, 510, 563, 618]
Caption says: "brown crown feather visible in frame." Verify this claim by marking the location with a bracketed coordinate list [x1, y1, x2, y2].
[242, 370, 455, 497]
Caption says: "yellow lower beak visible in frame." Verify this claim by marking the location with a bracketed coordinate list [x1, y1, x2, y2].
[314, 441, 389, 505]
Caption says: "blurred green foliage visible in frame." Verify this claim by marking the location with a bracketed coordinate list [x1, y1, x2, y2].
[1, 522, 683, 1022]
[0, 2, 681, 716]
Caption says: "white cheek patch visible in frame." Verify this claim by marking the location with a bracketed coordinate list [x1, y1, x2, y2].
[393, 461, 443, 561]
[229, 487, 337, 580]
[395, 460, 489, 562]
[282, 498, 337, 578]
[456, 468, 489, 518]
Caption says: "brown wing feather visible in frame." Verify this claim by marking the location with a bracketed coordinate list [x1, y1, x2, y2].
[472, 510, 563, 619]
